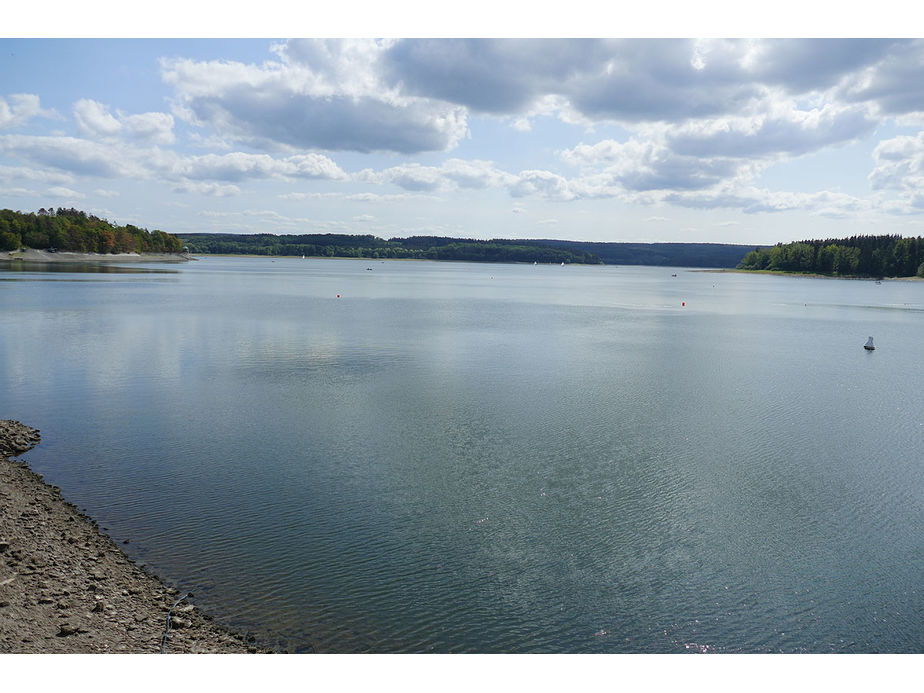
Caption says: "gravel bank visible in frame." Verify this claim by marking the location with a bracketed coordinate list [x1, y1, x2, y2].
[2, 249, 193, 263]
[0, 420, 262, 653]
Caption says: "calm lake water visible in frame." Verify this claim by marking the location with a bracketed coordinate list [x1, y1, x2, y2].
[2, 257, 922, 653]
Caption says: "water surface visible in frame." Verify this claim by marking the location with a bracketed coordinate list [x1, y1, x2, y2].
[2, 258, 922, 652]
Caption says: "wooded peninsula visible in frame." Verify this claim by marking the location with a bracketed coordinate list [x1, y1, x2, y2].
[737, 235, 924, 278]
[0, 208, 184, 254]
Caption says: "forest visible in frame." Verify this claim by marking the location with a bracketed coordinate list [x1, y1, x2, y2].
[179, 233, 603, 264]
[179, 232, 758, 267]
[736, 235, 924, 278]
[0, 208, 184, 254]
[523, 239, 753, 267]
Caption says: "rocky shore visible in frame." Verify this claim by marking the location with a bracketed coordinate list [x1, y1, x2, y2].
[0, 420, 261, 653]
[2, 249, 193, 263]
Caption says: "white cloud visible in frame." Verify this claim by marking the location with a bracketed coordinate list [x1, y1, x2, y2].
[561, 138, 747, 193]
[357, 163, 445, 191]
[0, 186, 40, 198]
[0, 134, 145, 178]
[359, 160, 576, 201]
[197, 207, 352, 233]
[279, 191, 430, 202]
[344, 192, 428, 202]
[74, 99, 175, 145]
[869, 132, 924, 191]
[553, 92, 881, 214]
[0, 127, 347, 195]
[172, 181, 241, 197]
[511, 118, 532, 132]
[172, 151, 347, 182]
[508, 170, 576, 200]
[161, 41, 469, 154]
[868, 131, 924, 214]
[380, 38, 912, 128]
[121, 111, 176, 145]
[839, 40, 924, 117]
[0, 164, 73, 185]
[47, 186, 86, 199]
[0, 94, 51, 130]
[440, 159, 515, 189]
[665, 101, 877, 159]
[663, 185, 871, 217]
[73, 99, 121, 138]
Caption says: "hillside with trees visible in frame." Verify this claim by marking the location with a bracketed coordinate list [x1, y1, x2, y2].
[180, 232, 756, 267]
[522, 239, 754, 267]
[2, 211, 761, 268]
[179, 233, 603, 264]
[737, 235, 924, 278]
[0, 208, 184, 254]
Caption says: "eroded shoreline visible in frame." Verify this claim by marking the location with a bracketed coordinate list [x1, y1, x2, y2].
[0, 420, 262, 653]
[2, 249, 193, 264]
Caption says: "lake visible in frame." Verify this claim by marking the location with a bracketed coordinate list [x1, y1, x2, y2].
[1, 257, 922, 653]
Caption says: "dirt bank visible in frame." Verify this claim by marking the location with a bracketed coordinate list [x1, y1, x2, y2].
[2, 249, 193, 264]
[0, 420, 261, 653]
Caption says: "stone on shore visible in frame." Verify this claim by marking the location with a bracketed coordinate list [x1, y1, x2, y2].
[0, 419, 264, 653]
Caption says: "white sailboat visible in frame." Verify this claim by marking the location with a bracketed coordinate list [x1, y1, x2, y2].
[864, 336, 875, 351]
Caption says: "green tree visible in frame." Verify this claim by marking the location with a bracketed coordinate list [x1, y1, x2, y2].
[0, 230, 21, 250]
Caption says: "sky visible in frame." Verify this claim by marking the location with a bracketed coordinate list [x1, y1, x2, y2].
[3, 9, 924, 246]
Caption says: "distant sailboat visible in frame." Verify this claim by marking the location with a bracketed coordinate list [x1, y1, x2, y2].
[864, 336, 875, 351]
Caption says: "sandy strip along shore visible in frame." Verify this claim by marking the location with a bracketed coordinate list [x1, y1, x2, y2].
[0, 420, 263, 653]
[3, 249, 194, 263]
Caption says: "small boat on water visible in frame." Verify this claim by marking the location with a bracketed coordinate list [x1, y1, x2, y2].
[864, 336, 875, 351]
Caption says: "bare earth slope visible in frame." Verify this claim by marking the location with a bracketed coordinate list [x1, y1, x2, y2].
[3, 249, 193, 263]
[0, 420, 259, 653]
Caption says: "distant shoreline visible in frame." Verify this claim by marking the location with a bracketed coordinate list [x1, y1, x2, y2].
[698, 268, 924, 281]
[2, 249, 194, 264]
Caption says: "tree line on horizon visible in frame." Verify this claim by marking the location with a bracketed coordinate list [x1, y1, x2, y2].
[737, 235, 924, 278]
[0, 208, 184, 254]
[2, 207, 764, 268]
[179, 232, 760, 267]
[179, 232, 604, 264]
